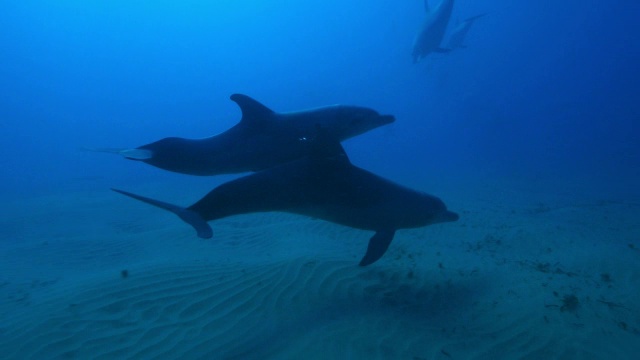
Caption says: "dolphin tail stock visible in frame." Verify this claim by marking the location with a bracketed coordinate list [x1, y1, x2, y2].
[111, 188, 213, 239]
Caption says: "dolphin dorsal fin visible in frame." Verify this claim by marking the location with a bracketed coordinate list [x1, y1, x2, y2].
[424, 0, 430, 12]
[230, 94, 275, 126]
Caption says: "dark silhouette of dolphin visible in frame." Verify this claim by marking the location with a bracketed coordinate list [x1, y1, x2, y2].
[411, 0, 455, 63]
[112, 136, 458, 266]
[92, 94, 395, 176]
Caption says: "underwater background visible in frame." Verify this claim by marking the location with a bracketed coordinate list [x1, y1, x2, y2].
[1, 1, 639, 359]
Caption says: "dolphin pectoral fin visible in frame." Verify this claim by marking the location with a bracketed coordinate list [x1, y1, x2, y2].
[434, 47, 453, 53]
[112, 188, 213, 239]
[359, 230, 396, 266]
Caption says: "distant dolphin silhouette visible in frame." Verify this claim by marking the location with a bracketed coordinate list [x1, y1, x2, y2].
[112, 135, 458, 266]
[90, 94, 394, 176]
[445, 13, 486, 50]
[411, 0, 455, 63]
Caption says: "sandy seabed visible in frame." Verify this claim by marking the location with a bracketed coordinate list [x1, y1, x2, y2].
[1, 182, 639, 359]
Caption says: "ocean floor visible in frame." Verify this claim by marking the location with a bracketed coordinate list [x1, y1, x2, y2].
[1, 180, 639, 359]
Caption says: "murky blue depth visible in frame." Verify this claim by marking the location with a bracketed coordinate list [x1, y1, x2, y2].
[0, 1, 638, 359]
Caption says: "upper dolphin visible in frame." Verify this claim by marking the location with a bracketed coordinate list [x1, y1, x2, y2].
[112, 134, 458, 266]
[411, 0, 455, 63]
[94, 94, 395, 176]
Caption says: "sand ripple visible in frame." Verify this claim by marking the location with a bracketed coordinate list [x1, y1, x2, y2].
[2, 249, 638, 359]
[1, 258, 485, 359]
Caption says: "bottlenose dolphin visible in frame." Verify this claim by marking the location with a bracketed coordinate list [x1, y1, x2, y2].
[92, 94, 394, 176]
[112, 136, 458, 266]
[445, 14, 486, 50]
[411, 0, 455, 63]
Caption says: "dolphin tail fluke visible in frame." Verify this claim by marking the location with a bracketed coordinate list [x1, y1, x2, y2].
[81, 147, 153, 160]
[81, 147, 124, 155]
[434, 47, 453, 54]
[359, 230, 396, 266]
[112, 188, 213, 239]
[465, 13, 487, 23]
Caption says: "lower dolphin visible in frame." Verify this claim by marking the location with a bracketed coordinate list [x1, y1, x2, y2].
[113, 136, 458, 266]
[93, 94, 394, 176]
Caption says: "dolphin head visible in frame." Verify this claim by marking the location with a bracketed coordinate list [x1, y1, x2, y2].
[387, 191, 458, 229]
[328, 105, 395, 140]
[426, 196, 459, 224]
[406, 193, 459, 228]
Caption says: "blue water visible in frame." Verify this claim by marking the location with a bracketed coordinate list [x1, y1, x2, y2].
[2, 0, 637, 200]
[1, 0, 639, 357]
